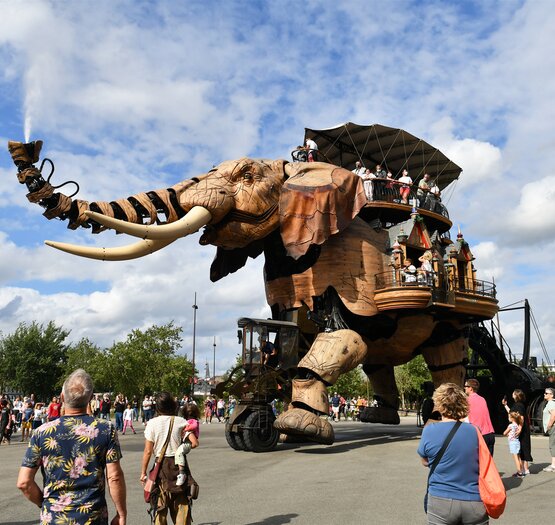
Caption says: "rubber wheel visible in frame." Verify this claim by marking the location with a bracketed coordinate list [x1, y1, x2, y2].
[225, 424, 247, 451]
[241, 410, 279, 453]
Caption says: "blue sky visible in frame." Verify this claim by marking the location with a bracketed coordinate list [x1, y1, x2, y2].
[1, 0, 554, 374]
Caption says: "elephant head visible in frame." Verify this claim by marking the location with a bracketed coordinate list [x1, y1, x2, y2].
[8, 141, 367, 278]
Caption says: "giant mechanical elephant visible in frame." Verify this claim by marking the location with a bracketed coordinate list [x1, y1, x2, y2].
[8, 140, 469, 444]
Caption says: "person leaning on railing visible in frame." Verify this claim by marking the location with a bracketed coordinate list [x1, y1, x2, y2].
[398, 169, 413, 204]
[362, 168, 376, 201]
[417, 174, 431, 208]
[402, 259, 417, 284]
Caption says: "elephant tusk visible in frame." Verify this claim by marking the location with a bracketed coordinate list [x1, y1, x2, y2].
[84, 206, 213, 240]
[44, 238, 175, 261]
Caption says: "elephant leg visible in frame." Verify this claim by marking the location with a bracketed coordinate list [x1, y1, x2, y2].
[274, 329, 367, 445]
[420, 335, 468, 388]
[361, 364, 401, 425]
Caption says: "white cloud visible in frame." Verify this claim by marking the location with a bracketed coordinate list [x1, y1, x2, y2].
[429, 117, 503, 187]
[1, 0, 555, 371]
[508, 176, 555, 235]
[470, 242, 504, 282]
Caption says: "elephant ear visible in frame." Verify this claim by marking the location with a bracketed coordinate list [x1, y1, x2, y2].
[279, 162, 367, 259]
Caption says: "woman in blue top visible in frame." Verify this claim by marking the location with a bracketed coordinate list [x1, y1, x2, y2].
[417, 383, 488, 525]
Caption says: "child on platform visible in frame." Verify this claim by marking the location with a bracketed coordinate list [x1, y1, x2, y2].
[176, 403, 201, 486]
[503, 411, 523, 477]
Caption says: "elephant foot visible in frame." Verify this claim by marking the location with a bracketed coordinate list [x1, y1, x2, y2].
[274, 408, 335, 445]
[359, 406, 400, 425]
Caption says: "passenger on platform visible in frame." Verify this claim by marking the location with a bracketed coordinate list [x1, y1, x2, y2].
[363, 168, 376, 201]
[465, 378, 496, 456]
[291, 145, 308, 162]
[402, 259, 417, 284]
[305, 138, 318, 162]
[374, 164, 387, 179]
[418, 251, 434, 285]
[417, 173, 431, 208]
[398, 169, 413, 204]
[352, 161, 365, 177]
[384, 171, 395, 202]
[427, 181, 441, 213]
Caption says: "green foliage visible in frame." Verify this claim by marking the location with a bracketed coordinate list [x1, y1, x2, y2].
[394, 355, 432, 409]
[0, 320, 194, 401]
[103, 322, 186, 397]
[328, 366, 370, 398]
[159, 355, 194, 396]
[65, 338, 109, 392]
[0, 321, 70, 400]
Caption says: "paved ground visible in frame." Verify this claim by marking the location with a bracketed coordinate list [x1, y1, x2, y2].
[1, 416, 554, 525]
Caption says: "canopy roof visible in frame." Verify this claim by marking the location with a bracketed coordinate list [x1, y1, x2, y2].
[305, 122, 462, 190]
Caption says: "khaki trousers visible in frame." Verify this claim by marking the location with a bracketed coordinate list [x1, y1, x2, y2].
[155, 489, 190, 525]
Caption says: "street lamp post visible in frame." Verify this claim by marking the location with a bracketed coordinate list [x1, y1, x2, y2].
[212, 336, 216, 385]
[191, 292, 198, 396]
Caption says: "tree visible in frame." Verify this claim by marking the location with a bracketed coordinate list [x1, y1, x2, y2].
[328, 366, 369, 398]
[65, 338, 110, 392]
[0, 321, 70, 400]
[394, 355, 432, 410]
[160, 355, 194, 396]
[103, 322, 187, 397]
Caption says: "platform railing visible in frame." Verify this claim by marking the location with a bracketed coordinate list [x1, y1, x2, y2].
[455, 277, 496, 298]
[375, 270, 496, 299]
[363, 178, 449, 219]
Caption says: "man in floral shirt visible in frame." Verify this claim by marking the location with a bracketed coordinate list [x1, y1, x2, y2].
[17, 369, 127, 525]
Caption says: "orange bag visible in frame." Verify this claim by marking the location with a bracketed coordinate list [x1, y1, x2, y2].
[475, 427, 506, 519]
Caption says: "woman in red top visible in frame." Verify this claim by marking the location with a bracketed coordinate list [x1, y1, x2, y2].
[47, 396, 61, 421]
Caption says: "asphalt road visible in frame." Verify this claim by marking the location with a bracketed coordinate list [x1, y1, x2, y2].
[1, 416, 554, 525]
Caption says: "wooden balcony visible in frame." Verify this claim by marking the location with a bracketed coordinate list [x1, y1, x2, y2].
[374, 271, 498, 321]
[358, 179, 452, 234]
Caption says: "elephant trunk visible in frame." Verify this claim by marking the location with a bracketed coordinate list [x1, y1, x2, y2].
[8, 139, 199, 233]
[7, 139, 213, 260]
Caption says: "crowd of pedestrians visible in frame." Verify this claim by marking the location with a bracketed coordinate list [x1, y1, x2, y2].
[327, 393, 375, 421]
[202, 395, 237, 424]
[4, 371, 555, 525]
[419, 377, 555, 524]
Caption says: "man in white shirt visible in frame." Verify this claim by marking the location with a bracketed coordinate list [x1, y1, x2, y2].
[305, 138, 318, 162]
[352, 161, 365, 177]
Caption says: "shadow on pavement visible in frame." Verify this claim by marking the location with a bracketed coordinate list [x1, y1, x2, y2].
[290, 427, 420, 454]
[245, 514, 299, 525]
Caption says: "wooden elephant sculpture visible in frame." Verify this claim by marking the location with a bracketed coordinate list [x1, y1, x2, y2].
[9, 140, 477, 444]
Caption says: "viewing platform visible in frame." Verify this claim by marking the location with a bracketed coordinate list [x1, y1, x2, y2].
[358, 178, 452, 234]
[374, 270, 498, 321]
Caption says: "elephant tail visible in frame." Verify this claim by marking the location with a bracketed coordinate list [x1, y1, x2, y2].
[9, 141, 189, 234]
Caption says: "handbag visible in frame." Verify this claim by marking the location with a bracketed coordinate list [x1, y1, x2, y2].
[183, 456, 199, 500]
[475, 427, 506, 519]
[144, 417, 175, 503]
[424, 421, 462, 513]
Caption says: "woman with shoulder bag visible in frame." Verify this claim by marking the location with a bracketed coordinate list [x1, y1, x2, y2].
[418, 383, 489, 525]
[140, 392, 191, 524]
